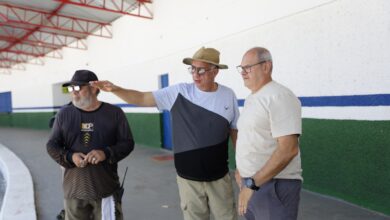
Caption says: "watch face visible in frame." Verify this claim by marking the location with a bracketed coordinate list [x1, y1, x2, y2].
[243, 178, 259, 190]
[244, 178, 254, 187]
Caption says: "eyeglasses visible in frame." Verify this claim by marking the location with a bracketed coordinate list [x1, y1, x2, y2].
[236, 61, 267, 74]
[67, 85, 82, 93]
[188, 66, 216, 75]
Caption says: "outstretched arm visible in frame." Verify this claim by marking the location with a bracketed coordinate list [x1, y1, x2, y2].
[90, 80, 156, 107]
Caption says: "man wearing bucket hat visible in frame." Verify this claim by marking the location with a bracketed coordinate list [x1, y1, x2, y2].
[91, 47, 239, 220]
[47, 70, 135, 220]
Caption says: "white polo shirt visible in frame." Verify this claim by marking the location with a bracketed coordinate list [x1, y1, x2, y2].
[236, 81, 303, 180]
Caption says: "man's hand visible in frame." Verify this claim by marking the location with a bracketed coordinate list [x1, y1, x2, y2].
[89, 80, 117, 92]
[72, 152, 87, 168]
[238, 187, 254, 216]
[85, 149, 106, 165]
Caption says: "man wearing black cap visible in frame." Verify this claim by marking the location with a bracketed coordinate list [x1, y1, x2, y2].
[47, 70, 135, 220]
[91, 47, 239, 220]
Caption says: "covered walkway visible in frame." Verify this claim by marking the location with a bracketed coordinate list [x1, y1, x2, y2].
[0, 127, 388, 220]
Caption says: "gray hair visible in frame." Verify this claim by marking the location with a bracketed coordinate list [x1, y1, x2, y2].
[251, 47, 272, 62]
[249, 47, 273, 72]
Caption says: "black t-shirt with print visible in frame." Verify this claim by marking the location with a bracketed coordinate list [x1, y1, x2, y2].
[47, 102, 134, 200]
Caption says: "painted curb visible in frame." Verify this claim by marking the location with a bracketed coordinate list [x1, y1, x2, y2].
[0, 143, 36, 220]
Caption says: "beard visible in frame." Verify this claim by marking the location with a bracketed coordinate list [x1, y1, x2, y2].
[72, 94, 93, 109]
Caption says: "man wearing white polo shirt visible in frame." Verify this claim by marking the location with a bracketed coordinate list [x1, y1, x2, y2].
[235, 47, 302, 220]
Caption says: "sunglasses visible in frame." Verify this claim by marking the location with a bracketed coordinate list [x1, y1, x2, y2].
[188, 66, 216, 75]
[67, 85, 83, 92]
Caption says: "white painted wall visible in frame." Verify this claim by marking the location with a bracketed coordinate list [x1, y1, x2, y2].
[0, 0, 389, 119]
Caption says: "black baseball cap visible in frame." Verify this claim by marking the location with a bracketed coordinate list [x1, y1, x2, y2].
[62, 70, 98, 87]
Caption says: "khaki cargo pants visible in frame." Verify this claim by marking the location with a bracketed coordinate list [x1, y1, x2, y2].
[177, 173, 237, 220]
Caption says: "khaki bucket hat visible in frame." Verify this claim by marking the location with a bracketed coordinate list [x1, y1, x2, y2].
[183, 47, 228, 69]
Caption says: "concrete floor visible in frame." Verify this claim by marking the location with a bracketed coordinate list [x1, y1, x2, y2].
[0, 127, 389, 220]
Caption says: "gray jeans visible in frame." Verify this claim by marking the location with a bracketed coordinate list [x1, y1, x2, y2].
[245, 179, 301, 220]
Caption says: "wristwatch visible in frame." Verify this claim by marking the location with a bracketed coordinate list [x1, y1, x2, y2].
[243, 177, 260, 191]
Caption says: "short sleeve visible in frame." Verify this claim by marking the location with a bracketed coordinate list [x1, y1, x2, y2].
[152, 84, 182, 111]
[269, 92, 302, 138]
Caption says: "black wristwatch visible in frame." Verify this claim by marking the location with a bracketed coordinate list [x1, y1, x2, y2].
[243, 177, 260, 191]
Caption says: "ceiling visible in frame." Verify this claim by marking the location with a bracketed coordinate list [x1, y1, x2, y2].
[0, 0, 153, 74]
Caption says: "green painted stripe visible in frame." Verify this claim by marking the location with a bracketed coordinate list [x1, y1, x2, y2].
[0, 112, 163, 148]
[0, 112, 54, 129]
[0, 113, 12, 126]
[300, 118, 390, 215]
[124, 113, 162, 149]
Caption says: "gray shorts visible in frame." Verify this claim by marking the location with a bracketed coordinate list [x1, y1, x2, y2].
[245, 179, 301, 220]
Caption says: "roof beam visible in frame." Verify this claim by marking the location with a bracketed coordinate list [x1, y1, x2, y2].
[55, 0, 153, 19]
[3, 48, 63, 59]
[0, 52, 34, 62]
[0, 61, 26, 70]
[12, 43, 58, 55]
[0, 60, 24, 67]
[0, 36, 68, 51]
[0, 22, 89, 39]
[0, 3, 113, 39]
[0, 25, 88, 50]
[0, 51, 45, 65]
